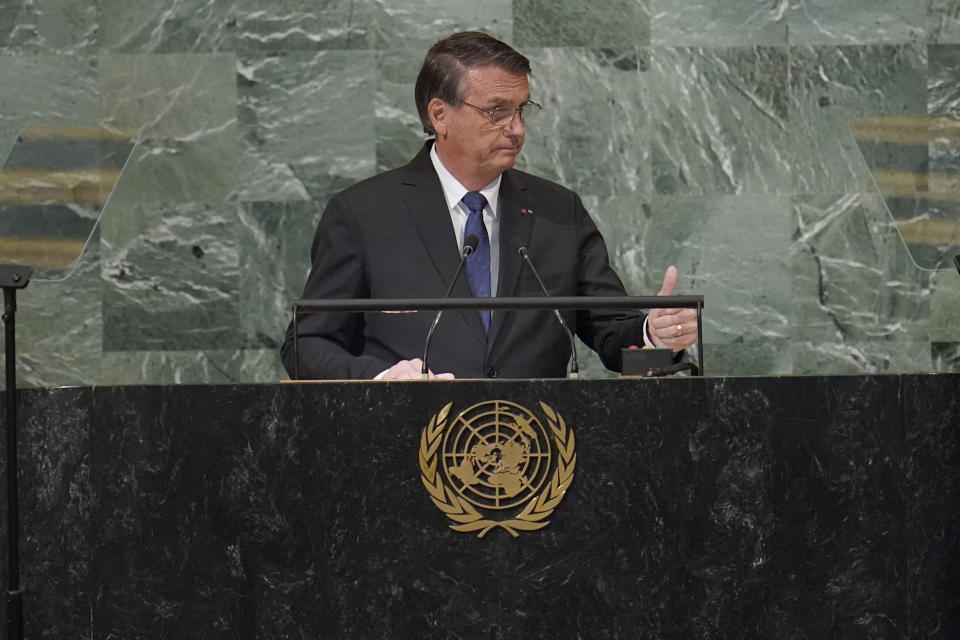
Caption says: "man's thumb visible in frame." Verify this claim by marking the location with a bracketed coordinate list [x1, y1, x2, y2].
[657, 265, 678, 296]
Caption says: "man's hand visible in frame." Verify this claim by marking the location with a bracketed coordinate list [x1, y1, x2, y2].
[381, 358, 455, 381]
[647, 266, 699, 352]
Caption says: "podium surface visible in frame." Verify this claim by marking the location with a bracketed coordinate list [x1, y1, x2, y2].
[3, 374, 959, 638]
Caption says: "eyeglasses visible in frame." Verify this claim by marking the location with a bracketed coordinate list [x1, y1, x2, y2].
[460, 100, 542, 127]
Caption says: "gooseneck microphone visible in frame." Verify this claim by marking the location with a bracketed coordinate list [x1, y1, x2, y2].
[517, 246, 579, 379]
[421, 234, 479, 379]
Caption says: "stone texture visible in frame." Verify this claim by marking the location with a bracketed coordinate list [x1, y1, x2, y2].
[788, 44, 926, 194]
[786, 0, 927, 45]
[518, 47, 651, 200]
[790, 192, 932, 345]
[370, 0, 513, 50]
[651, 0, 789, 46]
[100, 201, 242, 351]
[235, 50, 376, 202]
[514, 0, 650, 47]
[930, 0, 960, 43]
[0, 0, 97, 54]
[650, 46, 790, 196]
[1, 1, 958, 385]
[3, 376, 958, 637]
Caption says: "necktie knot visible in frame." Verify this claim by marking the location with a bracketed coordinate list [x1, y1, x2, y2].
[462, 191, 487, 215]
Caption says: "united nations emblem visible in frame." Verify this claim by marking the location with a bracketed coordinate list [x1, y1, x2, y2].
[419, 400, 576, 537]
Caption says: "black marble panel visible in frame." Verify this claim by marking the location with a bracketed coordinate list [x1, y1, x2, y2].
[1, 375, 958, 638]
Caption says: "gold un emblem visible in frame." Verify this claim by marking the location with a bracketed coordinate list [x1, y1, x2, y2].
[419, 400, 576, 537]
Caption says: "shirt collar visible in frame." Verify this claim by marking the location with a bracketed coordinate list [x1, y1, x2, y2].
[430, 142, 501, 217]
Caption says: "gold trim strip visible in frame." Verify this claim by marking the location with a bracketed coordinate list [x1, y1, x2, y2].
[851, 116, 960, 145]
[0, 237, 86, 270]
[894, 218, 960, 246]
[0, 169, 121, 205]
[872, 169, 960, 201]
[18, 124, 138, 141]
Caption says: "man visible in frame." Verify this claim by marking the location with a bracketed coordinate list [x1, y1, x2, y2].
[281, 31, 697, 380]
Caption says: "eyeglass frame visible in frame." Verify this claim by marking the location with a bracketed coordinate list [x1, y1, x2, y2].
[459, 99, 542, 127]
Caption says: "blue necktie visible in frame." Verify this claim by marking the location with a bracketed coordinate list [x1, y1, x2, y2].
[462, 191, 491, 332]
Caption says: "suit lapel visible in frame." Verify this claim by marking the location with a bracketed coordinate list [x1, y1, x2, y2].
[400, 142, 487, 346]
[488, 170, 535, 347]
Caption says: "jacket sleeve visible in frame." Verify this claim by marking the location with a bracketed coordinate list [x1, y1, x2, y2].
[570, 194, 649, 371]
[280, 194, 392, 380]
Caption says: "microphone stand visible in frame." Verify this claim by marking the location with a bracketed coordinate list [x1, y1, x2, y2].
[1, 264, 31, 640]
[422, 236, 477, 379]
[517, 247, 579, 378]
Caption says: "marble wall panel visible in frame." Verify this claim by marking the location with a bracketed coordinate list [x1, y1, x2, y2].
[518, 47, 650, 200]
[928, 44, 960, 113]
[0, 55, 99, 157]
[930, 0, 960, 43]
[703, 339, 794, 375]
[100, 201, 242, 351]
[787, 0, 927, 44]
[374, 48, 430, 173]
[236, 50, 376, 203]
[108, 136, 239, 204]
[98, 53, 236, 138]
[2, 0, 959, 386]
[929, 269, 960, 342]
[651, 0, 789, 46]
[514, 0, 650, 47]
[371, 0, 513, 50]
[647, 195, 794, 348]
[791, 193, 932, 345]
[97, 348, 286, 384]
[238, 200, 325, 349]
[650, 46, 791, 196]
[791, 339, 934, 373]
[233, 0, 375, 51]
[789, 44, 927, 194]
[16, 235, 104, 387]
[99, 53, 239, 203]
[0, 0, 97, 54]
[932, 341, 960, 370]
[99, 0, 235, 53]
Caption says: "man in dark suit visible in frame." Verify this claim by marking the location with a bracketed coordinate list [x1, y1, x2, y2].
[281, 31, 698, 380]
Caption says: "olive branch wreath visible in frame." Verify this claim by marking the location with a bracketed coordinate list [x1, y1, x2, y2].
[419, 401, 576, 538]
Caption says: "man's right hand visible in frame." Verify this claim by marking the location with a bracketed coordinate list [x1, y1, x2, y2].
[381, 358, 455, 380]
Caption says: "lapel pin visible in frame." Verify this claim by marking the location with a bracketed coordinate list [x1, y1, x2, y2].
[521, 208, 534, 215]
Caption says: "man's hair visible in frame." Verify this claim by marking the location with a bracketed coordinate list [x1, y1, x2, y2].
[414, 31, 531, 136]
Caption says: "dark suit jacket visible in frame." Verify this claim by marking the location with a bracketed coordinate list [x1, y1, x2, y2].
[281, 141, 648, 379]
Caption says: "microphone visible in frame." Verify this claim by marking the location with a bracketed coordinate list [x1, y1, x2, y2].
[421, 234, 479, 378]
[517, 246, 579, 379]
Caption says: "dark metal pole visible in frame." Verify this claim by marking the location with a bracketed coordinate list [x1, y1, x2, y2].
[3, 286, 22, 640]
[1, 265, 30, 640]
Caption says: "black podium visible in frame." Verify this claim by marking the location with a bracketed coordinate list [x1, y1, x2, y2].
[1, 374, 958, 638]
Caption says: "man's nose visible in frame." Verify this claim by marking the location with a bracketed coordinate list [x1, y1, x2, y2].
[504, 111, 525, 135]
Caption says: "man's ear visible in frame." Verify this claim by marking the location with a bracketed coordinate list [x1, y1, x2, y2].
[427, 98, 447, 138]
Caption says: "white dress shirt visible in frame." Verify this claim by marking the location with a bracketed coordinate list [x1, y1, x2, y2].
[429, 143, 501, 294]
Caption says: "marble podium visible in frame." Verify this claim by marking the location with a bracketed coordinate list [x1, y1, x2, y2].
[2, 374, 959, 638]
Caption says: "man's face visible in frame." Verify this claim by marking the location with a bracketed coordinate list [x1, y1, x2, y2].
[432, 65, 529, 186]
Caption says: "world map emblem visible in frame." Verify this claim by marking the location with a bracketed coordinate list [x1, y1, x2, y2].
[419, 400, 576, 537]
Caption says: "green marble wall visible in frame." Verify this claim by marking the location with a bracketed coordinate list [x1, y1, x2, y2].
[2, 0, 959, 385]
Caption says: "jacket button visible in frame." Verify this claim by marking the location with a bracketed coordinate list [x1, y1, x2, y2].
[486, 367, 499, 378]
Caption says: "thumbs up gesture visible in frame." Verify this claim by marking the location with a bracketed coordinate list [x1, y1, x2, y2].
[647, 266, 698, 351]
